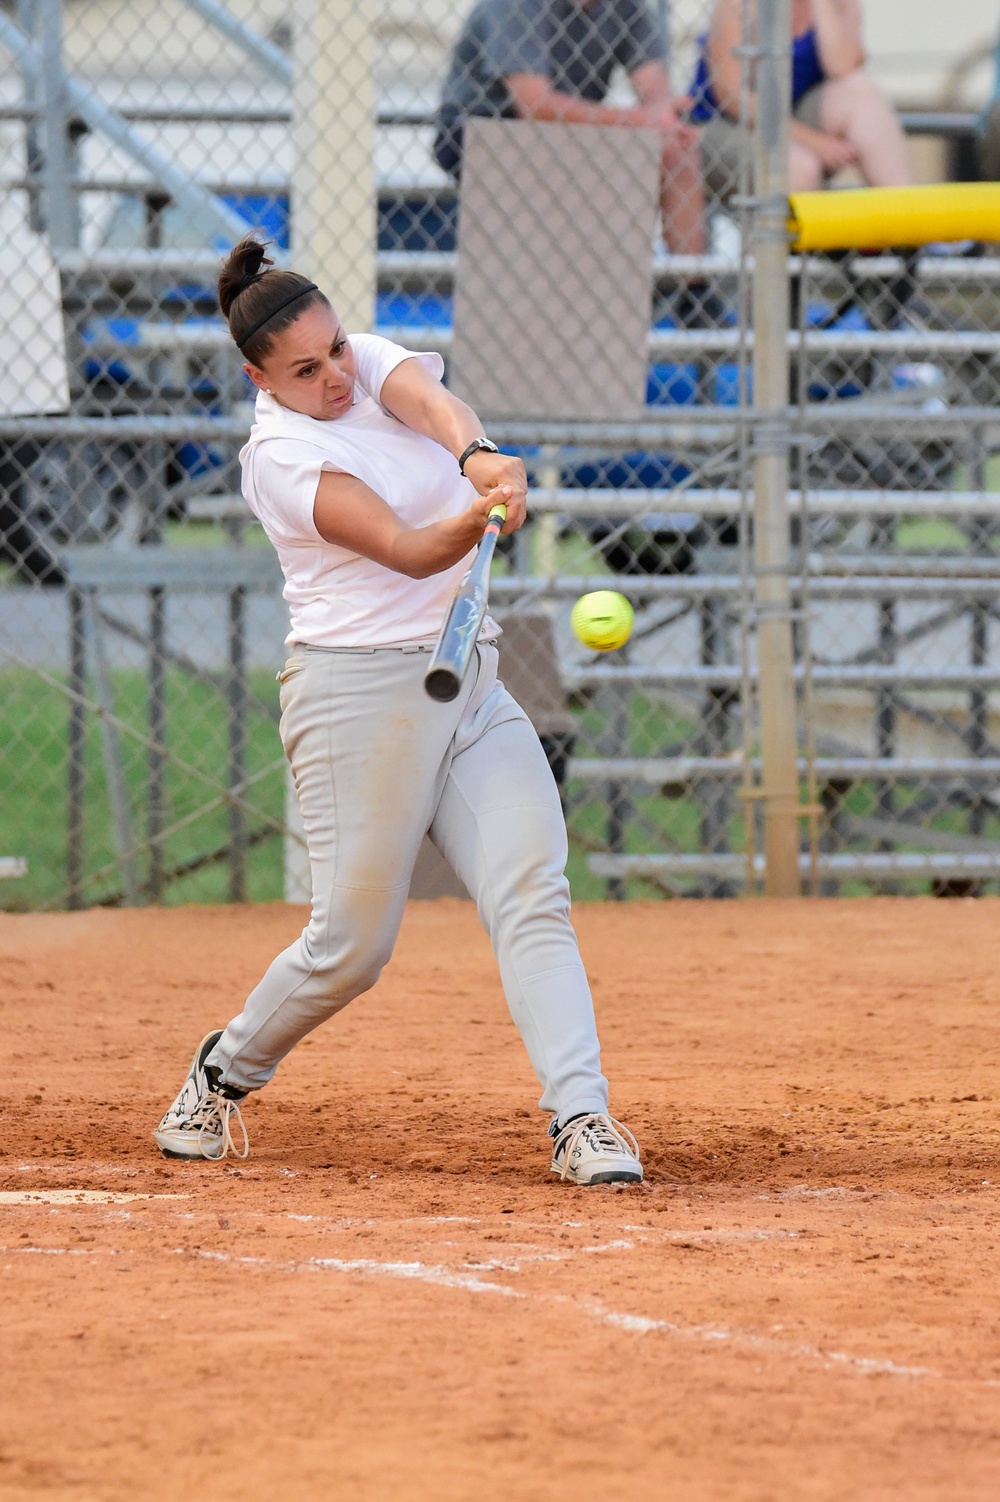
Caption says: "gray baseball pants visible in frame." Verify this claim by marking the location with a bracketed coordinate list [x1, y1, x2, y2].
[207, 642, 610, 1122]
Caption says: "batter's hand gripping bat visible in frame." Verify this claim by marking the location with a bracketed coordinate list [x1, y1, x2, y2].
[424, 503, 507, 703]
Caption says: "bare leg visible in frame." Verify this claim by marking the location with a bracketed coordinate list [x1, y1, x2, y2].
[820, 71, 913, 188]
[660, 135, 707, 255]
[790, 141, 824, 192]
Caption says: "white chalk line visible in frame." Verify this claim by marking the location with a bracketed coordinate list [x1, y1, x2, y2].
[577, 1300, 937, 1380]
[0, 1195, 805, 1255]
[2, 1240, 983, 1386]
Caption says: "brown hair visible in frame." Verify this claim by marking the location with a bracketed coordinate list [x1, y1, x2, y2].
[218, 235, 328, 365]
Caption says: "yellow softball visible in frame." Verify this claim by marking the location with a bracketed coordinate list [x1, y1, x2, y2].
[570, 590, 634, 652]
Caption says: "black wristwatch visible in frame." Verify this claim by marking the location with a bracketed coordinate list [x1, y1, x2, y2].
[457, 437, 500, 475]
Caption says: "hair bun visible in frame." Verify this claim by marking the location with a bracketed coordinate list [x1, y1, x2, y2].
[239, 239, 269, 282]
[218, 234, 276, 317]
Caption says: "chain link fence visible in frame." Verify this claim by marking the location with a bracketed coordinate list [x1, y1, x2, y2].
[0, 0, 997, 910]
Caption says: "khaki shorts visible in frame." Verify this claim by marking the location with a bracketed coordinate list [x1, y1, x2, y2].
[699, 85, 825, 204]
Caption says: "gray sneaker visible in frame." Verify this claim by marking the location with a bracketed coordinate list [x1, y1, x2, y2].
[152, 1030, 249, 1161]
[549, 1112, 643, 1185]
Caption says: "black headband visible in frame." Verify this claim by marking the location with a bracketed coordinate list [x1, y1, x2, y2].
[236, 282, 319, 350]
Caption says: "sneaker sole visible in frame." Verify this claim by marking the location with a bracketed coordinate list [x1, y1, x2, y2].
[550, 1163, 644, 1185]
[151, 1130, 225, 1162]
[582, 1167, 643, 1185]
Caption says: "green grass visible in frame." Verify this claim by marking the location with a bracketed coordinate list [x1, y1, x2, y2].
[894, 516, 972, 552]
[0, 667, 285, 910]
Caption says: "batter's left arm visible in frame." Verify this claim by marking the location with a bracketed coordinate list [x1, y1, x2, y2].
[379, 357, 527, 519]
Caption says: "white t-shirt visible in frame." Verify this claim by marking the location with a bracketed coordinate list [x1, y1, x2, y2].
[240, 333, 492, 649]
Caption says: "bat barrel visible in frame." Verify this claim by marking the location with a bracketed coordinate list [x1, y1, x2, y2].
[424, 664, 462, 702]
[423, 503, 506, 704]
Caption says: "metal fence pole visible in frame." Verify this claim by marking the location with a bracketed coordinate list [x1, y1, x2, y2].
[148, 587, 167, 902]
[67, 587, 86, 909]
[751, 0, 800, 896]
[16, 0, 43, 233]
[38, 0, 78, 248]
[227, 586, 247, 903]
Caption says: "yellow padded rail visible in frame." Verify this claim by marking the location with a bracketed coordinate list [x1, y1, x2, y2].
[788, 183, 1000, 252]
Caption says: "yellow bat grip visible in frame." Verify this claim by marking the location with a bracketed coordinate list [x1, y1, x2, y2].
[486, 503, 507, 526]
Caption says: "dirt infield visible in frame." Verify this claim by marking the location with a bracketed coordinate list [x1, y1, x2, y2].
[3, 897, 1000, 1500]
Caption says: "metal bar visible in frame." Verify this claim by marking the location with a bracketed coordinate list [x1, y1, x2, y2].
[0, 408, 996, 442]
[596, 677, 629, 902]
[875, 595, 896, 835]
[520, 489, 1000, 518]
[49, 101, 962, 135]
[38, 0, 77, 247]
[67, 586, 86, 909]
[806, 555, 1000, 577]
[568, 756, 1000, 782]
[59, 545, 280, 590]
[47, 232, 1000, 280]
[589, 851, 1000, 880]
[969, 429, 991, 839]
[794, 252, 821, 894]
[0, 13, 248, 245]
[41, 101, 964, 135]
[735, 0, 758, 896]
[365, 324, 1000, 359]
[566, 664, 1000, 689]
[50, 557, 1000, 602]
[16, 0, 43, 232]
[179, 0, 292, 84]
[105, 315, 1000, 358]
[840, 814, 1000, 857]
[147, 586, 167, 902]
[697, 599, 735, 871]
[495, 409, 1000, 439]
[227, 585, 247, 902]
[120, 106, 292, 125]
[499, 575, 1000, 599]
[897, 110, 977, 135]
[50, 242, 1000, 285]
[751, 0, 798, 896]
[81, 591, 141, 907]
[28, 176, 282, 196]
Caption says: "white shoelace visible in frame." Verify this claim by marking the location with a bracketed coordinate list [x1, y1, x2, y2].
[196, 1095, 250, 1161]
[552, 1112, 640, 1181]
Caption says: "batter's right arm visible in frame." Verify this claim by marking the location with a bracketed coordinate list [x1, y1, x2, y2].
[379, 358, 527, 522]
[311, 470, 523, 580]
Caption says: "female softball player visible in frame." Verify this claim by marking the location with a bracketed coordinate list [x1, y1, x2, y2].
[153, 236, 642, 1185]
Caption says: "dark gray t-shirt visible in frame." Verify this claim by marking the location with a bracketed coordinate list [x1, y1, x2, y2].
[438, 0, 666, 122]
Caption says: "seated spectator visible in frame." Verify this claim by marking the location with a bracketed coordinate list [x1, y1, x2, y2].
[436, 0, 726, 327]
[690, 0, 913, 200]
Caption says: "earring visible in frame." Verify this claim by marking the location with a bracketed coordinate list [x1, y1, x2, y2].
[265, 388, 274, 395]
